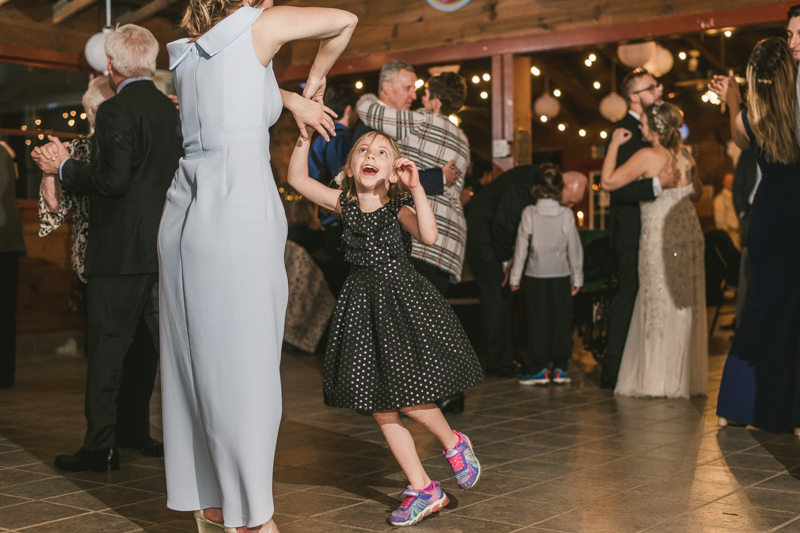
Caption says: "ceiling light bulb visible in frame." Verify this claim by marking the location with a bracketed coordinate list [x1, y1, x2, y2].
[585, 59, 592, 67]
[530, 67, 540, 76]
[679, 51, 687, 60]
[472, 75, 480, 84]
[724, 30, 732, 37]
[540, 115, 548, 123]
[480, 91, 488, 99]
[415, 79, 424, 89]
[355, 81, 363, 89]
[558, 124, 566, 131]
[483, 73, 491, 81]
[600, 131, 608, 139]
[553, 89, 561, 97]
[593, 81, 601, 89]
[579, 129, 587, 137]
[589, 54, 597, 62]
[449, 114, 461, 126]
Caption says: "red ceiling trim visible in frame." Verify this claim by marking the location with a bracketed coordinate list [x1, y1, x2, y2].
[0, 42, 91, 73]
[275, 2, 791, 82]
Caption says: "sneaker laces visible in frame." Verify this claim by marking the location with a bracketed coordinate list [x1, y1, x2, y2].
[445, 449, 466, 471]
[398, 489, 420, 509]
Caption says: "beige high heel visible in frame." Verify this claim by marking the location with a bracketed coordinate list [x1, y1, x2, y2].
[223, 520, 276, 533]
[194, 511, 225, 532]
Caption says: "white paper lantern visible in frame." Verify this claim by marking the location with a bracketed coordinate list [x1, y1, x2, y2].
[642, 46, 674, 77]
[599, 92, 628, 123]
[617, 42, 657, 69]
[534, 93, 560, 120]
[84, 28, 111, 74]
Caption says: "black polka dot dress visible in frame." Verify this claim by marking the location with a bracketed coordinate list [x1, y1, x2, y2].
[323, 192, 483, 411]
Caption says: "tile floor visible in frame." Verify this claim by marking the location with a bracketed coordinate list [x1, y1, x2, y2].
[3, 311, 800, 532]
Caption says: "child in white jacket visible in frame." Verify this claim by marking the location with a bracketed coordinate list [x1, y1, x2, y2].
[509, 164, 583, 386]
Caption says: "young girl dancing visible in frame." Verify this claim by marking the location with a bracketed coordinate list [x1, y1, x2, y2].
[288, 130, 484, 527]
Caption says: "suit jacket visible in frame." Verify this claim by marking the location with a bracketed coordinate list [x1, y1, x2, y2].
[353, 119, 444, 195]
[465, 164, 537, 272]
[61, 80, 183, 277]
[733, 148, 758, 247]
[0, 145, 25, 254]
[607, 112, 657, 250]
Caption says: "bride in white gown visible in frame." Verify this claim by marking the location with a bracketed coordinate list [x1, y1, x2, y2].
[602, 102, 707, 398]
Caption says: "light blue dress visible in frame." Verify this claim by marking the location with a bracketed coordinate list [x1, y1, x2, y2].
[159, 6, 287, 528]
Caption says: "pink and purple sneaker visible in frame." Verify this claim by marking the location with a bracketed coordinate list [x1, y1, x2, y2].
[443, 430, 481, 490]
[389, 480, 449, 527]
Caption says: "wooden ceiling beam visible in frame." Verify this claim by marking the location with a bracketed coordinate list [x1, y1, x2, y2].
[52, 0, 99, 24]
[118, 0, 181, 25]
[534, 56, 600, 115]
[685, 37, 722, 69]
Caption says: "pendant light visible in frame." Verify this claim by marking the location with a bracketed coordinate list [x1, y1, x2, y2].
[84, 0, 112, 74]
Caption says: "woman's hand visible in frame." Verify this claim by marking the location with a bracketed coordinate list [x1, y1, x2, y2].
[708, 71, 741, 109]
[611, 128, 632, 146]
[40, 173, 62, 213]
[281, 89, 337, 141]
[510, 285, 519, 292]
[393, 157, 420, 189]
[571, 286, 580, 296]
[303, 76, 327, 107]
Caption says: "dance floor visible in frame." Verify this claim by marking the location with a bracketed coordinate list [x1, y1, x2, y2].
[3, 313, 800, 533]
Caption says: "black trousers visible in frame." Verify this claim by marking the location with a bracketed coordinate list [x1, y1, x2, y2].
[526, 276, 573, 374]
[84, 273, 160, 451]
[0, 253, 19, 387]
[413, 258, 450, 296]
[604, 246, 639, 382]
[475, 260, 515, 371]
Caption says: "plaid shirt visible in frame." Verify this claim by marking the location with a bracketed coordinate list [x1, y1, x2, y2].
[357, 95, 470, 282]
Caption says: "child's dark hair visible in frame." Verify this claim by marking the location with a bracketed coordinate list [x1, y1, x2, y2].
[427, 72, 467, 115]
[323, 85, 358, 119]
[530, 163, 564, 201]
[336, 131, 410, 205]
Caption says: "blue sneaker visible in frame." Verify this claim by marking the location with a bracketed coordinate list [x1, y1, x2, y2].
[389, 481, 449, 527]
[519, 369, 550, 386]
[444, 430, 481, 490]
[553, 368, 571, 384]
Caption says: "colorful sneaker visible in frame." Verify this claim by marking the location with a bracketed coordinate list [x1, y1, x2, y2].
[519, 369, 550, 386]
[443, 430, 481, 490]
[552, 368, 571, 385]
[389, 481, 449, 527]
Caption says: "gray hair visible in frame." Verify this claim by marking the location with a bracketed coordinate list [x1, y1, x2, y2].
[82, 76, 115, 128]
[378, 60, 415, 95]
[104, 24, 159, 78]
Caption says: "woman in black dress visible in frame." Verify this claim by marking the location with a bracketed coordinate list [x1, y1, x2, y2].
[710, 37, 800, 434]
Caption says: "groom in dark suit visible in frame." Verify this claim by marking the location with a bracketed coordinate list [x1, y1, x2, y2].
[33, 24, 183, 471]
[601, 69, 678, 389]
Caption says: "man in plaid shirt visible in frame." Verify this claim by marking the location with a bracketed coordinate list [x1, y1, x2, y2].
[357, 72, 470, 294]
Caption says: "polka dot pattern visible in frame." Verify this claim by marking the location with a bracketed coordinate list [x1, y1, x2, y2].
[323, 193, 484, 411]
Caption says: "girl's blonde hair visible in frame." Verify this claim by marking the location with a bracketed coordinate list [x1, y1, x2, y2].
[336, 131, 410, 205]
[746, 37, 800, 165]
[181, 0, 267, 38]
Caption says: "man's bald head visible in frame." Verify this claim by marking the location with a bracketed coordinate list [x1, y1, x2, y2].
[561, 171, 588, 209]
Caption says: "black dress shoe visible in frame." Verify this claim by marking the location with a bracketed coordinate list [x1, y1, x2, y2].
[435, 391, 465, 415]
[117, 437, 164, 458]
[599, 376, 617, 390]
[55, 447, 119, 472]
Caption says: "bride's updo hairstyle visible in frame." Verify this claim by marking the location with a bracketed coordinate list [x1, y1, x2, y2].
[746, 37, 800, 164]
[182, 0, 267, 38]
[644, 101, 683, 153]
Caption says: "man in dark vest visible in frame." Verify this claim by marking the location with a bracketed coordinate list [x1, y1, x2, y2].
[33, 24, 183, 471]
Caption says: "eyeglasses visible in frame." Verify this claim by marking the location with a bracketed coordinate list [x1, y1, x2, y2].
[631, 83, 663, 95]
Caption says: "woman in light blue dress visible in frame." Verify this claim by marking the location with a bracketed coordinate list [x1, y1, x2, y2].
[159, 2, 357, 532]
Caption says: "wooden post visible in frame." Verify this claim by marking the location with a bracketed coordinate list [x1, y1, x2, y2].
[513, 55, 532, 167]
[491, 54, 514, 171]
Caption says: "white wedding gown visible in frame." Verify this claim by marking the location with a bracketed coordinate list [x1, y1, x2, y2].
[615, 182, 708, 398]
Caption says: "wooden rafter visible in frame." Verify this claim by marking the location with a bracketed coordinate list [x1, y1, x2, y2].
[685, 37, 722, 69]
[118, 0, 181, 25]
[52, 0, 99, 24]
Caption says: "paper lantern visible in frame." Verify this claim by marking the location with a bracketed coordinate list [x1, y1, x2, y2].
[84, 28, 111, 74]
[599, 92, 628, 123]
[617, 42, 657, 69]
[534, 93, 560, 120]
[642, 46, 674, 77]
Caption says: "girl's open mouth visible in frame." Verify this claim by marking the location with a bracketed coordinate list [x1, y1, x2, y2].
[363, 164, 378, 175]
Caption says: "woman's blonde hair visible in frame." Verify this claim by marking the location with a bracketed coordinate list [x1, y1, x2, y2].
[746, 37, 800, 164]
[182, 0, 267, 38]
[336, 131, 410, 205]
[644, 101, 684, 159]
[82, 76, 114, 128]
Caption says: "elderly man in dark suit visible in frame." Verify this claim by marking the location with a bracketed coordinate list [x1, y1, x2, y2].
[33, 24, 183, 472]
[601, 69, 678, 389]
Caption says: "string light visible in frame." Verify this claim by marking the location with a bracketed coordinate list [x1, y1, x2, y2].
[355, 81, 363, 89]
[482, 73, 491, 81]
[679, 51, 687, 60]
[480, 91, 488, 99]
[20, 125, 26, 131]
[558, 124, 566, 131]
[540, 115, 548, 123]
[415, 79, 424, 89]
[68, 119, 75, 126]
[25, 140, 31, 146]
[35, 119, 41, 125]
[70, 111, 77, 116]
[589, 54, 597, 62]
[530, 66, 540, 76]
[449, 114, 461, 126]
[600, 131, 608, 139]
[80, 113, 87, 120]
[62, 113, 69, 119]
[579, 129, 587, 137]
[279, 187, 285, 193]
[553, 89, 561, 97]
[593, 81, 601, 89]
[724, 30, 732, 37]
[472, 75, 480, 84]
[585, 59, 592, 67]
[38, 134, 44, 140]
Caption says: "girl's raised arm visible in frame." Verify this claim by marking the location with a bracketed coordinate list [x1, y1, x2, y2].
[287, 135, 342, 214]
[395, 158, 438, 245]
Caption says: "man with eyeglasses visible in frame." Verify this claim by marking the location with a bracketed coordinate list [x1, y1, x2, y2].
[601, 69, 678, 390]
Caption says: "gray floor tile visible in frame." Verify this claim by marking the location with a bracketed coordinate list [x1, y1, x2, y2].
[18, 512, 142, 533]
[0, 500, 87, 530]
